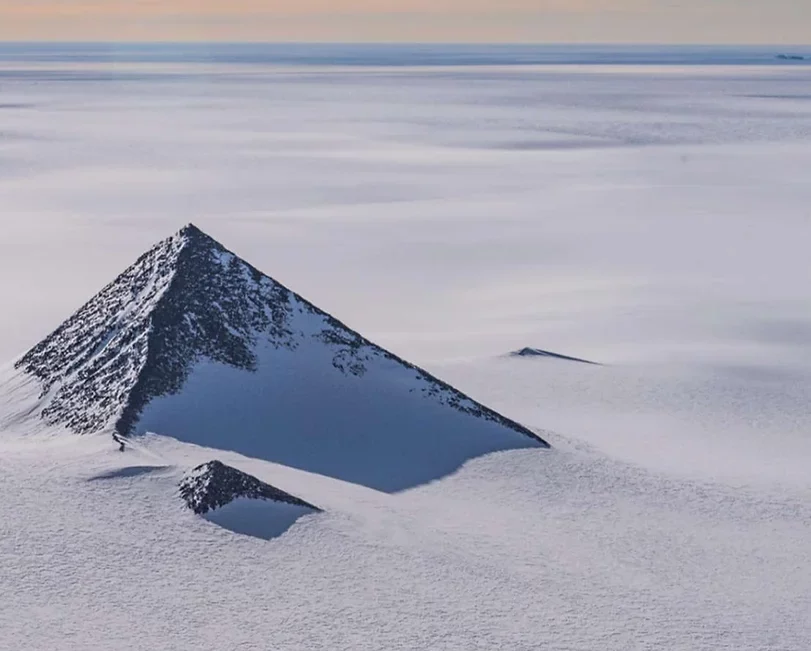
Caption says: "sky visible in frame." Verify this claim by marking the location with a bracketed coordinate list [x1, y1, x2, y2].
[0, 0, 809, 43]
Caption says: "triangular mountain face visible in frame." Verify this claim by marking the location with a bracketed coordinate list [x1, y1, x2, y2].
[179, 461, 320, 540]
[14, 224, 548, 491]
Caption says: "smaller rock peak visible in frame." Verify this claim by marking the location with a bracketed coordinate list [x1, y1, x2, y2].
[510, 347, 599, 365]
[202, 459, 228, 472]
[179, 460, 320, 515]
[193, 460, 234, 482]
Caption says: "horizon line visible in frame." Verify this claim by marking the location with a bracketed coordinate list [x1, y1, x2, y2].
[0, 40, 809, 47]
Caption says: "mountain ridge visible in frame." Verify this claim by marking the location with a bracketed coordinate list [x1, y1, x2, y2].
[15, 223, 546, 446]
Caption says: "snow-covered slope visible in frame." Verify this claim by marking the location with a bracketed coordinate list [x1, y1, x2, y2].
[2, 430, 809, 651]
[3, 54, 811, 651]
[7, 224, 547, 490]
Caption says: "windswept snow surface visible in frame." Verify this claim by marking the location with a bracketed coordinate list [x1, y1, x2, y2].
[1, 429, 810, 651]
[2, 46, 811, 650]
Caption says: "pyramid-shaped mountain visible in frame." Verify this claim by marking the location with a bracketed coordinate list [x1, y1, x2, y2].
[180, 460, 320, 515]
[12, 224, 548, 491]
[179, 460, 321, 540]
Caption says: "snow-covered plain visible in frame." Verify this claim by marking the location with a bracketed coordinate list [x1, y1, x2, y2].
[2, 48, 811, 649]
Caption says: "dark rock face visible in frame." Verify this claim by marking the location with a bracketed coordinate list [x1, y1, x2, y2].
[179, 460, 319, 516]
[117, 227, 299, 435]
[16, 233, 185, 434]
[16, 223, 548, 447]
[510, 347, 599, 365]
[17, 225, 301, 435]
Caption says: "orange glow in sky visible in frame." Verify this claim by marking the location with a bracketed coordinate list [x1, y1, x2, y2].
[1, 0, 808, 43]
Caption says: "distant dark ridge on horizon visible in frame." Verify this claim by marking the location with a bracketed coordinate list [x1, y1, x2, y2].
[0, 43, 809, 67]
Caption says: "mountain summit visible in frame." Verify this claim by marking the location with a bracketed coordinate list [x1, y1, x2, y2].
[12, 224, 548, 490]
